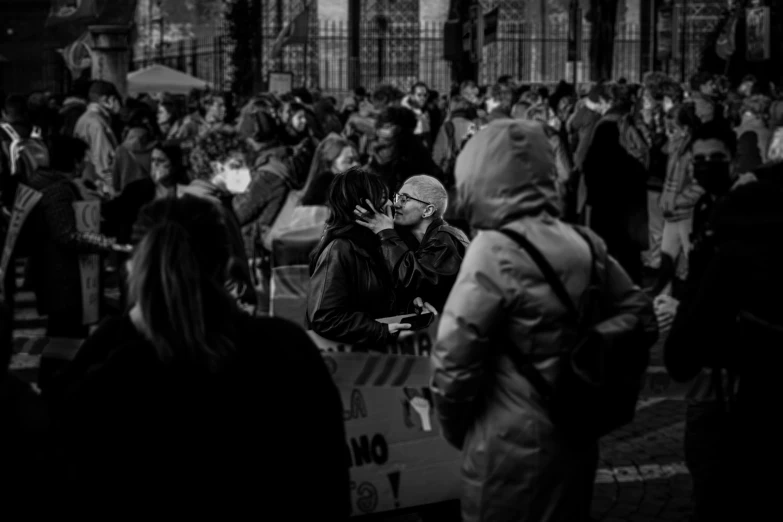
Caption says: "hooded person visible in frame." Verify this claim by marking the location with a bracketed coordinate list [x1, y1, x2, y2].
[431, 119, 656, 522]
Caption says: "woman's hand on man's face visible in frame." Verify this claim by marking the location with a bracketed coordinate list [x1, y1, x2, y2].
[354, 198, 395, 234]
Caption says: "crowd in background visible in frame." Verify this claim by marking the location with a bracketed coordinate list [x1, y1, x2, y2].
[1, 66, 781, 519]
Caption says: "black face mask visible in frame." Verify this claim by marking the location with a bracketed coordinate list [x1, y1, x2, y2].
[693, 160, 732, 195]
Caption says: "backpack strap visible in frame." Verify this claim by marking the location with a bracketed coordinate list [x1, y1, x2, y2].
[498, 227, 584, 404]
[499, 228, 580, 321]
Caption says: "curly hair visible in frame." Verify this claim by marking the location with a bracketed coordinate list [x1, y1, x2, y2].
[189, 128, 251, 181]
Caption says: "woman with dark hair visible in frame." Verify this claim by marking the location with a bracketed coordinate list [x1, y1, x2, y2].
[307, 167, 409, 348]
[300, 134, 359, 207]
[156, 95, 185, 141]
[51, 196, 350, 518]
[280, 101, 310, 146]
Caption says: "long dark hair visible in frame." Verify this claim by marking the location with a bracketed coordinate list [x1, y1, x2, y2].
[309, 167, 388, 274]
[128, 196, 238, 371]
[300, 133, 357, 206]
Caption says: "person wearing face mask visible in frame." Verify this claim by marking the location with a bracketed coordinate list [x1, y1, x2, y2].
[74, 80, 122, 198]
[662, 120, 782, 522]
[354, 175, 469, 312]
[180, 129, 257, 314]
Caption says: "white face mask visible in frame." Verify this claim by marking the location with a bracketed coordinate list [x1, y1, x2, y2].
[212, 159, 252, 194]
[223, 166, 251, 194]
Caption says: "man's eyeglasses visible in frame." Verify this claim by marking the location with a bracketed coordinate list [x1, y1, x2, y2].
[393, 192, 432, 207]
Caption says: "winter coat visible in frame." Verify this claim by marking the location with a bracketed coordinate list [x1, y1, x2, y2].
[432, 118, 655, 522]
[378, 218, 469, 312]
[431, 111, 474, 176]
[583, 108, 650, 252]
[233, 145, 301, 260]
[660, 132, 703, 222]
[51, 312, 350, 519]
[74, 103, 119, 194]
[665, 162, 783, 383]
[307, 225, 395, 349]
[111, 127, 157, 192]
[25, 170, 116, 320]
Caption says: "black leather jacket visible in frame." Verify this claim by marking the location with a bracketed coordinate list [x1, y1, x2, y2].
[378, 219, 470, 312]
[307, 226, 395, 349]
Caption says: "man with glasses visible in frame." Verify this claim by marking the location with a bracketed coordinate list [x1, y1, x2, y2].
[354, 175, 469, 311]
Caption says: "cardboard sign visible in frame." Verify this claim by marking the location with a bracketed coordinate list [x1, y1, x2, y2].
[268, 72, 293, 96]
[73, 201, 100, 325]
[311, 319, 460, 516]
[0, 184, 42, 296]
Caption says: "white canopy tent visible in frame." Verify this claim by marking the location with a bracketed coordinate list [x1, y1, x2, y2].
[127, 64, 210, 95]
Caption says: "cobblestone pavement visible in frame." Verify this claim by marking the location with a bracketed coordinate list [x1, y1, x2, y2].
[362, 399, 691, 522]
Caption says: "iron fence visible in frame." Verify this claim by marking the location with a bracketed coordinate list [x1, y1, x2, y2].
[131, 18, 716, 97]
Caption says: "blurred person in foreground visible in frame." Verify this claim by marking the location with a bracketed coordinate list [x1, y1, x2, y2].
[51, 196, 349, 518]
[431, 119, 656, 522]
[663, 121, 782, 522]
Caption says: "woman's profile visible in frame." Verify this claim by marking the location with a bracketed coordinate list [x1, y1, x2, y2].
[308, 167, 422, 349]
[53, 195, 349, 518]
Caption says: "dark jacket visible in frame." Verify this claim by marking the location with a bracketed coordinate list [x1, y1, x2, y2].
[234, 141, 315, 259]
[179, 182, 257, 312]
[665, 166, 783, 382]
[52, 313, 350, 519]
[583, 109, 650, 252]
[378, 219, 470, 312]
[25, 170, 115, 319]
[307, 225, 395, 349]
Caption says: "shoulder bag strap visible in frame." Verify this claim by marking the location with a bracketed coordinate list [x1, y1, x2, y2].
[498, 228, 581, 404]
[499, 228, 579, 320]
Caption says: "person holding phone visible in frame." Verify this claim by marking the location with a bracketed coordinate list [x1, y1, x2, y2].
[354, 174, 469, 312]
[308, 167, 431, 350]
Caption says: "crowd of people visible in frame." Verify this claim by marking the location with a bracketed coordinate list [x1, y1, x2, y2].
[1, 67, 781, 519]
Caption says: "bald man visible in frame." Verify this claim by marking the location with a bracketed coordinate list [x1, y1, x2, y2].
[355, 174, 470, 311]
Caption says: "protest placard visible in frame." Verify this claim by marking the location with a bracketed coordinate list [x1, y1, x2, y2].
[73, 201, 100, 325]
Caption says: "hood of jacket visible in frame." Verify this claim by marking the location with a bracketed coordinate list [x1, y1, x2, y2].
[454, 118, 560, 230]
